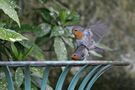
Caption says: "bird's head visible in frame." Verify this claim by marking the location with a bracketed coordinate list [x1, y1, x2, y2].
[71, 53, 84, 60]
[71, 45, 86, 60]
[72, 26, 84, 39]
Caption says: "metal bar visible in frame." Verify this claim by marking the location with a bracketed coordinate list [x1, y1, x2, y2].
[78, 65, 102, 90]
[24, 66, 31, 90]
[41, 66, 50, 90]
[3, 66, 15, 90]
[55, 65, 71, 90]
[0, 61, 130, 67]
[86, 65, 112, 90]
[68, 65, 88, 90]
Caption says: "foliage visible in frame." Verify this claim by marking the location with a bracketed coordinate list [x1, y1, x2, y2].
[0, 0, 79, 89]
[0, 0, 135, 89]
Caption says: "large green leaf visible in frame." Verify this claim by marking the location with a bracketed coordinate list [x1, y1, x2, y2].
[50, 26, 64, 37]
[0, 28, 28, 42]
[37, 23, 51, 37]
[61, 36, 74, 48]
[54, 37, 67, 60]
[0, 0, 20, 27]
[15, 68, 24, 88]
[19, 41, 45, 60]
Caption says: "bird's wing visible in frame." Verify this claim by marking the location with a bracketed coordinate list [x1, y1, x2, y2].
[86, 21, 108, 42]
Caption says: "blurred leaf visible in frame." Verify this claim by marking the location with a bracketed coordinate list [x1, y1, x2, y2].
[15, 68, 24, 88]
[37, 23, 51, 37]
[18, 24, 40, 33]
[0, 45, 12, 60]
[59, 9, 70, 23]
[0, 28, 28, 42]
[54, 37, 67, 60]
[0, 23, 6, 28]
[22, 46, 33, 59]
[95, 43, 113, 51]
[64, 11, 80, 26]
[38, 8, 54, 24]
[0, 0, 20, 27]
[35, 35, 51, 46]
[37, 0, 48, 4]
[0, 78, 7, 90]
[11, 43, 18, 58]
[61, 36, 74, 48]
[64, 27, 74, 38]
[31, 67, 43, 77]
[19, 41, 44, 60]
[50, 26, 64, 37]
[17, 52, 23, 60]
[31, 73, 41, 88]
[31, 73, 53, 90]
[46, 84, 53, 90]
[89, 50, 103, 57]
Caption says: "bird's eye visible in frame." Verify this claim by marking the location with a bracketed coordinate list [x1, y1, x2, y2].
[74, 30, 78, 31]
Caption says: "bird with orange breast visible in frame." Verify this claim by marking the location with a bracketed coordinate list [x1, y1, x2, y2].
[71, 21, 109, 60]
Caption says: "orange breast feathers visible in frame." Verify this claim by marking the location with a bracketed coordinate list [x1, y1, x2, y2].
[72, 29, 84, 39]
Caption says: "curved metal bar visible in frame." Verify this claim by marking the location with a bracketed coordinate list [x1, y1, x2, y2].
[3, 66, 14, 90]
[78, 65, 102, 90]
[24, 66, 31, 90]
[55, 65, 71, 90]
[68, 65, 88, 90]
[86, 64, 112, 90]
[41, 66, 50, 90]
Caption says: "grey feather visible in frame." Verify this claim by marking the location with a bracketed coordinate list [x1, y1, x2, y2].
[86, 21, 108, 42]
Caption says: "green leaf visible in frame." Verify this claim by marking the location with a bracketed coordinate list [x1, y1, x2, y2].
[38, 8, 53, 24]
[54, 37, 67, 60]
[61, 37, 74, 48]
[0, 0, 20, 27]
[89, 50, 103, 57]
[64, 11, 80, 26]
[31, 73, 41, 88]
[0, 78, 7, 90]
[11, 43, 18, 58]
[0, 28, 28, 42]
[37, 23, 51, 37]
[15, 68, 24, 88]
[22, 46, 33, 59]
[95, 43, 113, 51]
[50, 26, 64, 37]
[59, 9, 70, 23]
[19, 41, 45, 60]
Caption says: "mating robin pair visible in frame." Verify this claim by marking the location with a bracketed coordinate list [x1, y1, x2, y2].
[71, 22, 108, 60]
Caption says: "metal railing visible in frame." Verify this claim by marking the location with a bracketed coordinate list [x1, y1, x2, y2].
[0, 60, 130, 90]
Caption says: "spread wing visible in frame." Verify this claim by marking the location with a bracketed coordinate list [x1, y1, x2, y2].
[86, 21, 108, 42]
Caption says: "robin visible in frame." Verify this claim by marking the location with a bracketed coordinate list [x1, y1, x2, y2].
[71, 21, 108, 60]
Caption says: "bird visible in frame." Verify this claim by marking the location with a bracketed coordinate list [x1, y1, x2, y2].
[71, 45, 88, 60]
[71, 45, 104, 60]
[71, 21, 109, 60]
[72, 21, 108, 50]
